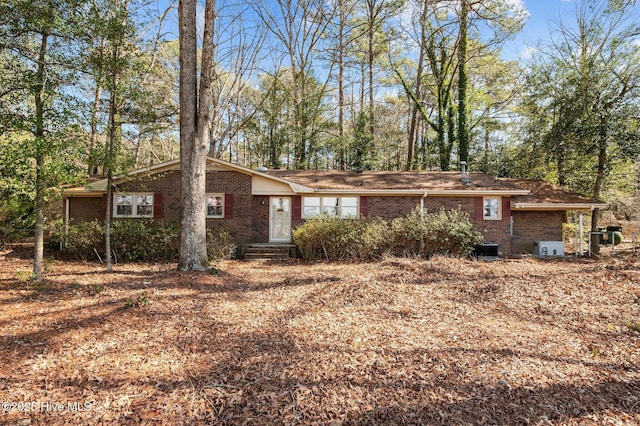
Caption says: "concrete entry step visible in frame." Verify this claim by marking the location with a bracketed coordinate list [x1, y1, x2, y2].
[244, 243, 296, 260]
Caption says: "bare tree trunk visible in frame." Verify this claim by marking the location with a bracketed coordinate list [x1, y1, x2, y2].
[105, 87, 118, 272]
[407, 0, 430, 171]
[590, 116, 608, 255]
[33, 31, 48, 283]
[337, 5, 346, 171]
[367, 0, 375, 146]
[89, 85, 103, 175]
[457, 0, 469, 165]
[178, 0, 211, 271]
[88, 37, 105, 175]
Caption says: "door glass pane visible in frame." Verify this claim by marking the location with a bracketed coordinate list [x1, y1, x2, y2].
[270, 197, 291, 241]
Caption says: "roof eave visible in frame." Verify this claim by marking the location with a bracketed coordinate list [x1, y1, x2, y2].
[513, 203, 608, 211]
[426, 189, 530, 196]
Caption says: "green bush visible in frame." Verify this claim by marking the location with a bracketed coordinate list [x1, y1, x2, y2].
[292, 215, 389, 261]
[110, 219, 180, 262]
[391, 207, 483, 258]
[206, 230, 237, 262]
[293, 207, 483, 260]
[47, 219, 104, 258]
[49, 219, 237, 263]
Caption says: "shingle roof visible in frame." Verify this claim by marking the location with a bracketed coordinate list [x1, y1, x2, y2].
[265, 170, 522, 191]
[503, 179, 604, 205]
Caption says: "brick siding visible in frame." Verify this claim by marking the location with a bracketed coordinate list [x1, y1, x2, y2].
[67, 172, 567, 256]
[511, 210, 564, 254]
[367, 195, 512, 254]
[71, 170, 255, 252]
[252, 196, 271, 243]
[68, 197, 103, 222]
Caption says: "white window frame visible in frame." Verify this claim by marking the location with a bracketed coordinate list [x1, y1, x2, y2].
[483, 196, 501, 220]
[302, 196, 359, 219]
[113, 192, 153, 218]
[206, 193, 225, 218]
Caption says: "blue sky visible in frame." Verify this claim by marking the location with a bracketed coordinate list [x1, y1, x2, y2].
[503, 0, 577, 61]
[156, 0, 616, 64]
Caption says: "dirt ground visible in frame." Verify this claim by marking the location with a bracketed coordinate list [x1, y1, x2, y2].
[1, 244, 639, 425]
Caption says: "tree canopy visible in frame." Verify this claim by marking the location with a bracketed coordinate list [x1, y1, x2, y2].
[1, 0, 639, 257]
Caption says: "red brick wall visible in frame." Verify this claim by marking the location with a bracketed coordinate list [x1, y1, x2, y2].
[117, 170, 182, 222]
[108, 170, 254, 249]
[204, 171, 253, 248]
[252, 196, 271, 242]
[367, 196, 422, 219]
[511, 210, 564, 254]
[68, 197, 104, 222]
[368, 195, 512, 255]
[69, 172, 566, 256]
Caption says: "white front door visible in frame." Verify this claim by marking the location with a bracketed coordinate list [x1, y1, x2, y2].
[269, 197, 292, 242]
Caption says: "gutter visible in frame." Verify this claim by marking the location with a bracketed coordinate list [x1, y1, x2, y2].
[293, 189, 531, 196]
[513, 203, 608, 211]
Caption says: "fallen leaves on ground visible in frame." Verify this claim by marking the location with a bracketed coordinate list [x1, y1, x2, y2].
[1, 249, 639, 425]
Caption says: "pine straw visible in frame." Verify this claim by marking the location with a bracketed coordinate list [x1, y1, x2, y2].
[1, 252, 639, 425]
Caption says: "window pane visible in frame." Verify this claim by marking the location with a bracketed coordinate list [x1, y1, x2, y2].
[303, 197, 320, 207]
[323, 197, 338, 207]
[302, 197, 320, 218]
[322, 206, 339, 216]
[303, 206, 320, 217]
[341, 207, 358, 218]
[207, 195, 223, 217]
[484, 198, 499, 219]
[322, 197, 339, 216]
[117, 195, 133, 205]
[117, 205, 132, 216]
[115, 195, 133, 216]
[341, 197, 358, 207]
[137, 195, 153, 216]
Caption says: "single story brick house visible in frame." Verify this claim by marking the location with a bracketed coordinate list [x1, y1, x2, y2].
[62, 157, 606, 256]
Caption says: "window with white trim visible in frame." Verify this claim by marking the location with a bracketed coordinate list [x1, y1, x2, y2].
[302, 196, 359, 218]
[206, 193, 224, 218]
[114, 193, 153, 218]
[483, 197, 501, 220]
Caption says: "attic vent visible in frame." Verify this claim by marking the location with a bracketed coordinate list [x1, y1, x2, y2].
[257, 166, 269, 172]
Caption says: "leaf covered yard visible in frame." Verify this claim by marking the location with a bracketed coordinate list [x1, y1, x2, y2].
[1, 254, 639, 425]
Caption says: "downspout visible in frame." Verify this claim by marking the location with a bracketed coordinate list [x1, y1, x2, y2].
[420, 192, 427, 219]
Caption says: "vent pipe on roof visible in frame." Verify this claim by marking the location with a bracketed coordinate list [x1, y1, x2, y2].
[460, 161, 470, 184]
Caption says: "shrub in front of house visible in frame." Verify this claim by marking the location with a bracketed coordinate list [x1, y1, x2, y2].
[292, 215, 389, 261]
[294, 207, 483, 260]
[391, 207, 483, 257]
[206, 230, 237, 262]
[109, 219, 180, 261]
[47, 219, 104, 259]
[50, 219, 236, 263]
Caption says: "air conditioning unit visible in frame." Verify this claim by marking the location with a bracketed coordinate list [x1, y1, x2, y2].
[533, 241, 564, 257]
[473, 243, 499, 260]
